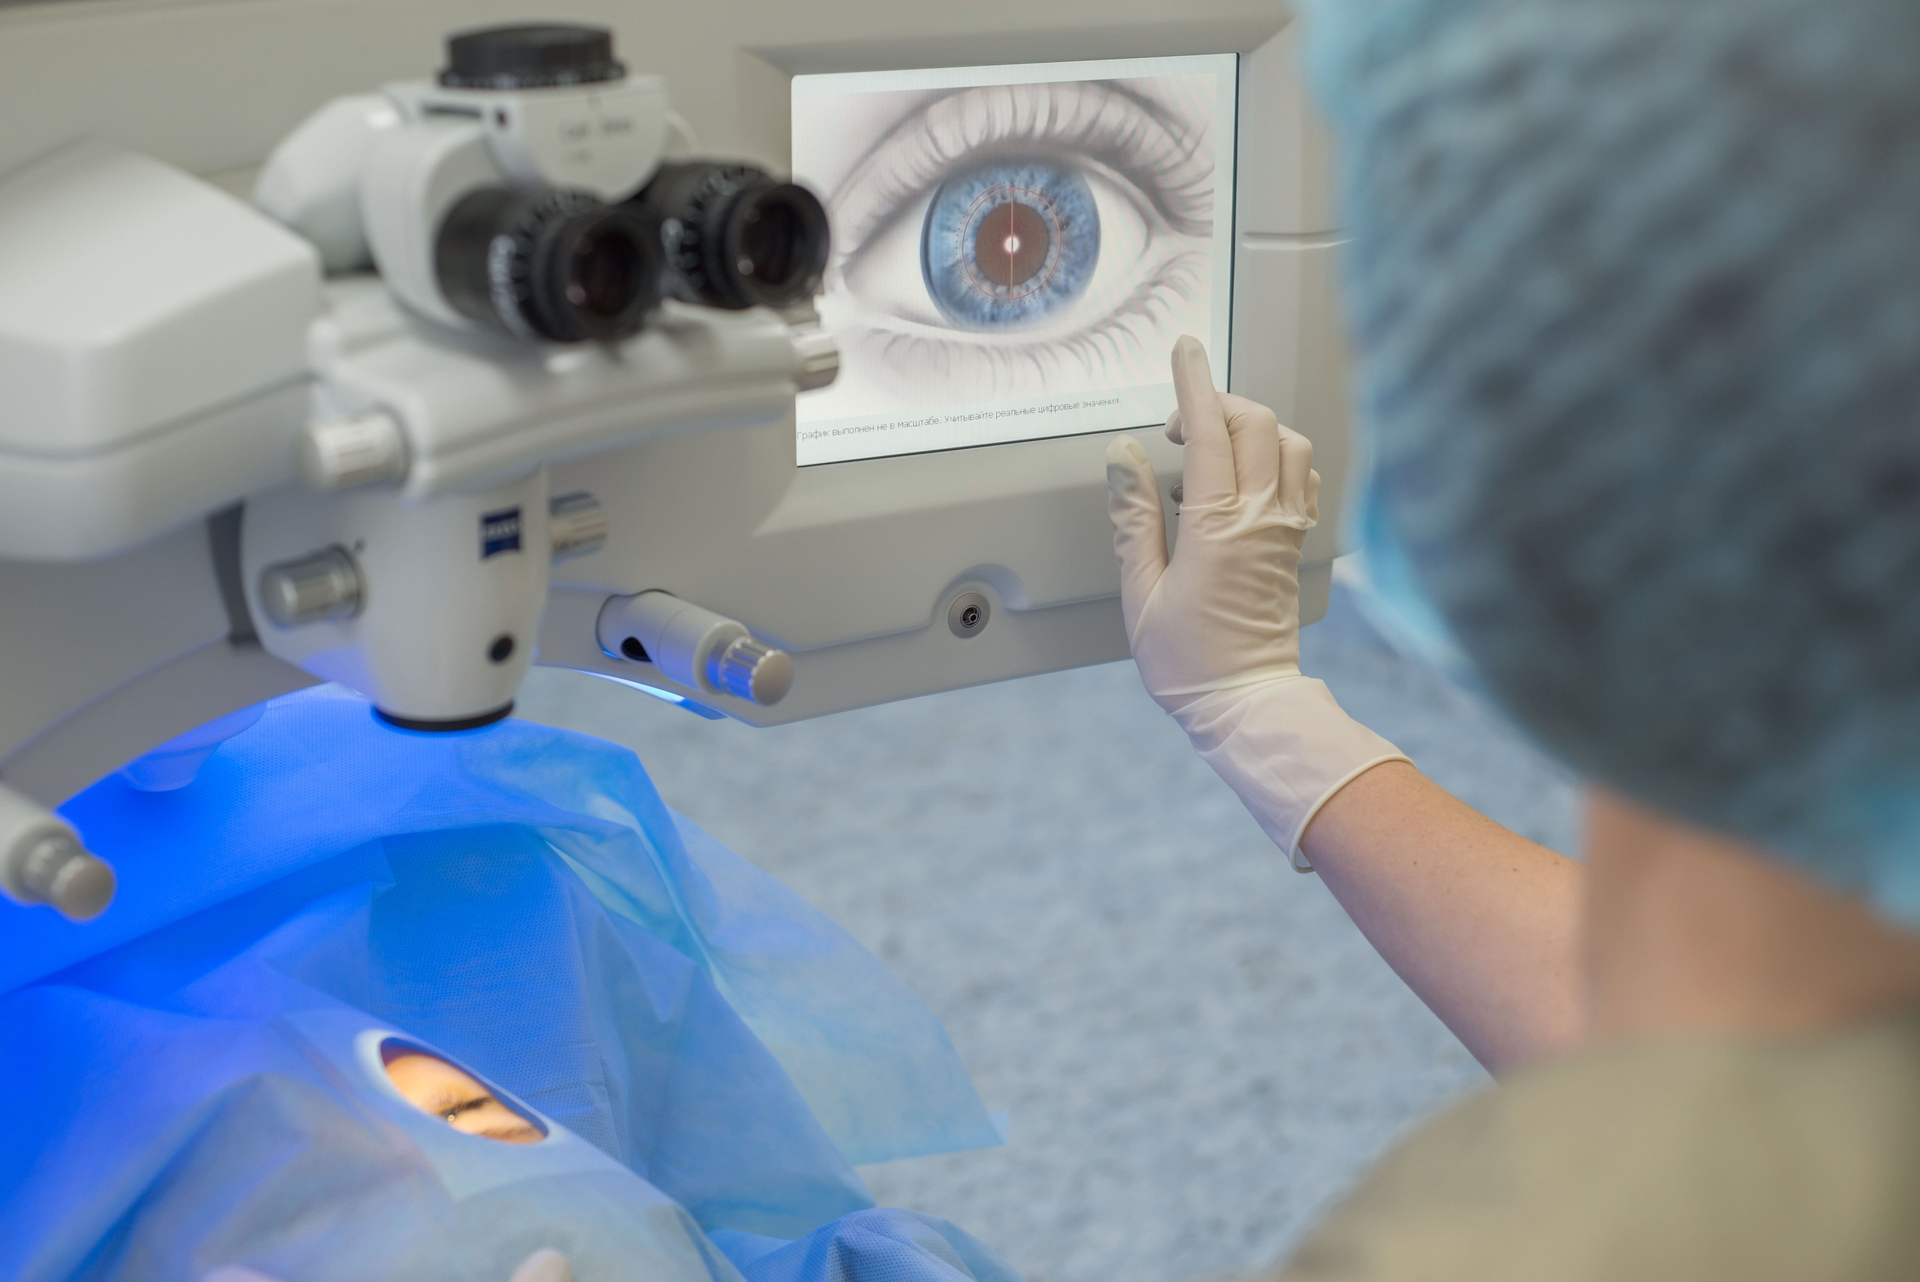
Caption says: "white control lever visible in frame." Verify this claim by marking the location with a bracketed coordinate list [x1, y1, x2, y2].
[596, 591, 792, 706]
[0, 782, 114, 919]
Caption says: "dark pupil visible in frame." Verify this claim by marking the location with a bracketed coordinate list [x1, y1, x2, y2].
[975, 201, 1049, 288]
[566, 227, 638, 317]
[741, 201, 799, 285]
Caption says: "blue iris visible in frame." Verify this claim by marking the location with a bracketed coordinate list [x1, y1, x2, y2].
[920, 159, 1100, 329]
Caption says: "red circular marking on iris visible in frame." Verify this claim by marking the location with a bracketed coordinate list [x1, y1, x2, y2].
[973, 201, 1051, 289]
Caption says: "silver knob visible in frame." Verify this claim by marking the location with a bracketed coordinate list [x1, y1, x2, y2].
[789, 324, 839, 393]
[298, 409, 409, 491]
[709, 635, 793, 705]
[11, 832, 114, 920]
[0, 785, 114, 920]
[549, 492, 607, 562]
[259, 546, 364, 627]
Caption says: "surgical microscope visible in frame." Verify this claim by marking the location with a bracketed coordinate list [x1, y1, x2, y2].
[0, 0, 1348, 948]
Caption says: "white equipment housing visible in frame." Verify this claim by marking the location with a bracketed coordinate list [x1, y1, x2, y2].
[0, 0, 1345, 827]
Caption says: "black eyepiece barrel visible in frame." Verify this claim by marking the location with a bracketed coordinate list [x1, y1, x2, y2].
[435, 187, 665, 343]
[634, 162, 830, 310]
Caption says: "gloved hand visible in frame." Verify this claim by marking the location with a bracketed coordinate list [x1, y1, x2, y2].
[1107, 336, 1409, 868]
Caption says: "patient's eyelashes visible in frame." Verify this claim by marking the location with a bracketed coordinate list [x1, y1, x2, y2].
[380, 1041, 545, 1145]
[437, 1091, 499, 1122]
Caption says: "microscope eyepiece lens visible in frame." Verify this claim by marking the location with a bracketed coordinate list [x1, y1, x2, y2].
[567, 220, 644, 319]
[436, 188, 665, 343]
[736, 193, 803, 289]
[635, 162, 830, 310]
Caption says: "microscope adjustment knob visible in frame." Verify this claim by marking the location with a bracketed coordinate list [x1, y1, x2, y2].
[709, 634, 793, 706]
[298, 409, 409, 491]
[259, 546, 365, 627]
[0, 784, 115, 920]
[13, 833, 115, 921]
[440, 23, 624, 90]
[788, 322, 839, 393]
[549, 491, 607, 561]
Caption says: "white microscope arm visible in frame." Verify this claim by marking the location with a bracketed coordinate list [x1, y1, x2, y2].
[0, 11, 1350, 922]
[0, 140, 827, 915]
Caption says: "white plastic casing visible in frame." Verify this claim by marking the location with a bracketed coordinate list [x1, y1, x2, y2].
[356, 117, 499, 330]
[243, 469, 551, 725]
[307, 279, 804, 498]
[314, 77, 668, 325]
[596, 591, 747, 696]
[253, 94, 403, 273]
[0, 143, 320, 560]
[387, 77, 669, 202]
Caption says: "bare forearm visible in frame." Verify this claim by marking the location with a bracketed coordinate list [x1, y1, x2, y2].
[1300, 761, 1584, 1074]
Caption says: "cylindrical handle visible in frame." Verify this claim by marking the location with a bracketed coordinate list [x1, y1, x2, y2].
[298, 409, 410, 490]
[710, 634, 793, 705]
[0, 782, 115, 920]
[259, 546, 364, 627]
[549, 491, 607, 561]
[789, 323, 839, 393]
[596, 591, 791, 705]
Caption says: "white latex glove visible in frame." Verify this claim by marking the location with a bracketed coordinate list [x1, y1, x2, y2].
[1107, 336, 1409, 868]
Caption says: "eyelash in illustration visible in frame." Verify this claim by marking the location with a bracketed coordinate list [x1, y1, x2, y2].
[830, 79, 1214, 257]
[866, 248, 1208, 392]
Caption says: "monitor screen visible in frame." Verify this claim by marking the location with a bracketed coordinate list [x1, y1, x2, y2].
[791, 54, 1239, 466]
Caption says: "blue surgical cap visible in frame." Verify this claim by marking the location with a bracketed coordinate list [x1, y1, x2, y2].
[0, 689, 1016, 1282]
[1301, 0, 1920, 918]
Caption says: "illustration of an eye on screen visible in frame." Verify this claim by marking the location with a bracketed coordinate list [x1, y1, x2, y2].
[792, 55, 1238, 466]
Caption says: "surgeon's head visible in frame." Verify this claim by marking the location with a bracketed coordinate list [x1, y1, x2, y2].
[381, 1041, 545, 1144]
[1303, 0, 1920, 921]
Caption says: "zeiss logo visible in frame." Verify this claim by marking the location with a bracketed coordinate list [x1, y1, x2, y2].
[480, 508, 523, 558]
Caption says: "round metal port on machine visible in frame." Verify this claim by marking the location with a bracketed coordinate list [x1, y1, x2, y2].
[947, 591, 990, 639]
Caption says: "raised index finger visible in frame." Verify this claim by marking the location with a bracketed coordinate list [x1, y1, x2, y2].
[1170, 336, 1235, 506]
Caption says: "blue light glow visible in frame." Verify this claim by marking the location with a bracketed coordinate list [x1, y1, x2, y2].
[581, 670, 726, 719]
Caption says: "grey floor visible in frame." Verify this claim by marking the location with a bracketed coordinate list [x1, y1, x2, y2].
[514, 571, 1580, 1282]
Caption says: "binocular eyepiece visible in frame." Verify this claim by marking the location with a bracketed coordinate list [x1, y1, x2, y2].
[437, 25, 830, 321]
[436, 189, 666, 343]
[640, 162, 832, 312]
[267, 22, 835, 347]
[432, 160, 831, 344]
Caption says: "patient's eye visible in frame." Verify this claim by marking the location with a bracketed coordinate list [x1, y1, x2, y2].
[439, 1093, 496, 1122]
[379, 1040, 545, 1145]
